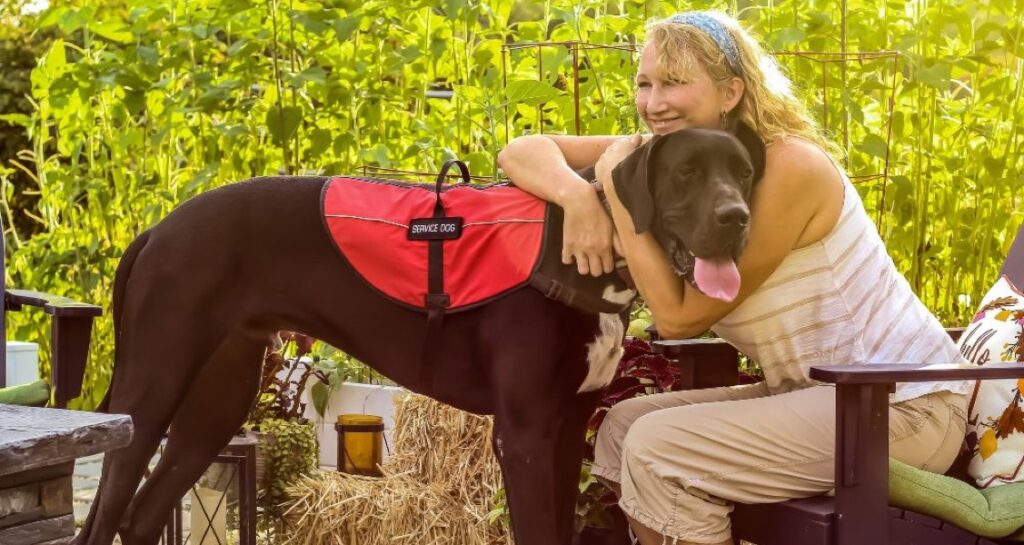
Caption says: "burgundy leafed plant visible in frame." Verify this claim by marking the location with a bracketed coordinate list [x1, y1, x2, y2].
[248, 331, 321, 425]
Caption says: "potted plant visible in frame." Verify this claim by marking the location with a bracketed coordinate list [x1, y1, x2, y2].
[246, 332, 321, 524]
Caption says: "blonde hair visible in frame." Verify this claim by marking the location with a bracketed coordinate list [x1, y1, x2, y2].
[645, 11, 840, 156]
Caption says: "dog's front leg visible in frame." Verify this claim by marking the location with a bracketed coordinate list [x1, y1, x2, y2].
[492, 391, 600, 545]
[492, 411, 565, 545]
[490, 364, 599, 545]
[482, 293, 605, 545]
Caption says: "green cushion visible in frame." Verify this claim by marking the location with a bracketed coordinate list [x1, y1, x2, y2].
[889, 457, 1024, 538]
[0, 380, 50, 407]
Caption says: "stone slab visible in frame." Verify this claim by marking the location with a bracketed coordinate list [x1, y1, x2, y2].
[0, 405, 132, 476]
[0, 513, 74, 545]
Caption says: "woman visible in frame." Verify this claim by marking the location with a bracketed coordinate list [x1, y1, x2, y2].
[496, 11, 969, 545]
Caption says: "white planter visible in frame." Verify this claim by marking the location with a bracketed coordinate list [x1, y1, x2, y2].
[302, 381, 406, 469]
[5, 341, 39, 387]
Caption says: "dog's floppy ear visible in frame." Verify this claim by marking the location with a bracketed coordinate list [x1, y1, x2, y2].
[734, 121, 766, 184]
[612, 135, 664, 234]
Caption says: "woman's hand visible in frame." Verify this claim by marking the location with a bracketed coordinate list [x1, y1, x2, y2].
[561, 135, 644, 277]
[561, 185, 615, 276]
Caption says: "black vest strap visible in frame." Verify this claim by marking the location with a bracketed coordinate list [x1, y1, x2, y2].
[419, 160, 469, 388]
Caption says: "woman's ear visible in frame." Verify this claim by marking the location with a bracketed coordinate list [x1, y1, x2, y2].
[722, 77, 745, 113]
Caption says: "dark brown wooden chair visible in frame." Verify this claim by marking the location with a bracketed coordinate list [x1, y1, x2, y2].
[0, 218, 102, 407]
[651, 222, 1024, 545]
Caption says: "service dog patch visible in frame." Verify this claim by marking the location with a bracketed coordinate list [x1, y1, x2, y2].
[407, 217, 463, 241]
[322, 176, 548, 312]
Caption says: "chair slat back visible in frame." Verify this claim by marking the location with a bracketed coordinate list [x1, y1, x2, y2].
[1001, 222, 1024, 289]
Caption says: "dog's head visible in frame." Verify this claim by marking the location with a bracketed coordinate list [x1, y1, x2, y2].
[611, 122, 766, 302]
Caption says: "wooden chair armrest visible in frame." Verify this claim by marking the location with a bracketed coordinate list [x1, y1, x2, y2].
[818, 359, 1018, 545]
[6, 289, 103, 317]
[810, 362, 1024, 385]
[4, 289, 102, 408]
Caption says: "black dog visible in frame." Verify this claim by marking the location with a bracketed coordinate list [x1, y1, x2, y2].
[75, 125, 763, 545]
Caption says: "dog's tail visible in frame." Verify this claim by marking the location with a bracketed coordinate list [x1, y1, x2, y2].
[95, 230, 151, 413]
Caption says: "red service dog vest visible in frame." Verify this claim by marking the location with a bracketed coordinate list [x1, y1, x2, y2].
[321, 170, 548, 312]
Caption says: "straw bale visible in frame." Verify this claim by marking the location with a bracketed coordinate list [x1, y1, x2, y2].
[282, 394, 513, 545]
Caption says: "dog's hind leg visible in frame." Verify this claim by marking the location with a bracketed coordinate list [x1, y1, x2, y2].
[116, 329, 264, 545]
[73, 232, 152, 545]
[76, 296, 229, 544]
[75, 352, 206, 545]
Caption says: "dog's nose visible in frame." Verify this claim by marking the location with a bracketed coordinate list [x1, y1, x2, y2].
[715, 204, 750, 228]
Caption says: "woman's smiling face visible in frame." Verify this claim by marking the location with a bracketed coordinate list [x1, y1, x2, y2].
[635, 42, 734, 135]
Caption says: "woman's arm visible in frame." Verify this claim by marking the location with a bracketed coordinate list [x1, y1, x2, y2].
[497, 134, 623, 276]
[598, 137, 842, 338]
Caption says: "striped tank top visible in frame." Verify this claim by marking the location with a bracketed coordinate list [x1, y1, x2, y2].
[710, 161, 968, 403]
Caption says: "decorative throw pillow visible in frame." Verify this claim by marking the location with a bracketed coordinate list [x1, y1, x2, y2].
[957, 275, 1024, 488]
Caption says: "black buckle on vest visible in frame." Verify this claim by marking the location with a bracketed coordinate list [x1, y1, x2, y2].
[424, 293, 450, 309]
[545, 281, 564, 300]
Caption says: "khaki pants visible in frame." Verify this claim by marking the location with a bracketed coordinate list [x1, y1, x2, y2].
[591, 383, 967, 544]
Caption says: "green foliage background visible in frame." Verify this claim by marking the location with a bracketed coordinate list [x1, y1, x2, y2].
[2, 0, 1022, 409]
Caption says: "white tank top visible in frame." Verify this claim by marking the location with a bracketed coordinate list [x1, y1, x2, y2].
[710, 161, 968, 403]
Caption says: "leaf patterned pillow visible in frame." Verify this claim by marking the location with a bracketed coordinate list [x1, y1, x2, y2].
[957, 275, 1024, 488]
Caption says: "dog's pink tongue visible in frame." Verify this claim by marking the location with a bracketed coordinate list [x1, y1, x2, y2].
[693, 258, 741, 302]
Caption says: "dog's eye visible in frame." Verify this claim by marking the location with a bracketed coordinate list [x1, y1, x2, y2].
[742, 167, 754, 179]
[678, 167, 696, 178]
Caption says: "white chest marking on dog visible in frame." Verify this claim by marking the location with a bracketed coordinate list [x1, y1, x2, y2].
[578, 313, 626, 393]
[602, 284, 636, 306]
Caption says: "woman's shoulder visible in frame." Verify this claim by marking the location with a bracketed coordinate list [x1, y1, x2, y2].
[759, 136, 844, 199]
[760, 135, 846, 247]
[763, 136, 841, 181]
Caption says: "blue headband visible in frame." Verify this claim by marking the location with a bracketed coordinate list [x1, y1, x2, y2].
[667, 12, 742, 76]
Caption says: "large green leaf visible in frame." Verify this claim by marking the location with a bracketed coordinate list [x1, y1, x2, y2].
[0, 114, 31, 127]
[860, 133, 890, 160]
[332, 15, 361, 41]
[505, 80, 563, 106]
[91, 19, 133, 43]
[310, 381, 330, 417]
[916, 62, 952, 90]
[265, 105, 303, 148]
